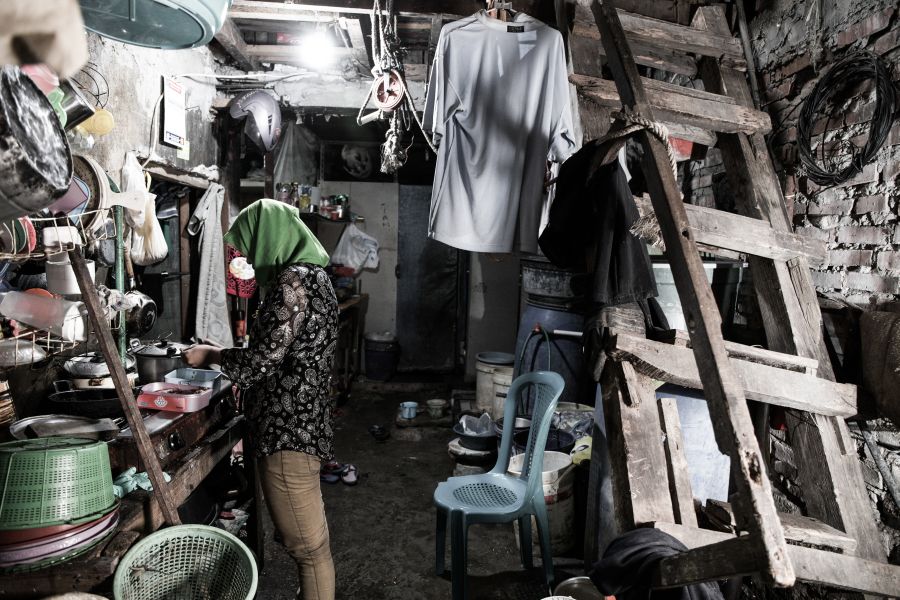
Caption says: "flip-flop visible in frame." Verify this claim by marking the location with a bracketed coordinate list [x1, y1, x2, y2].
[320, 472, 340, 484]
[321, 460, 345, 475]
[341, 464, 358, 486]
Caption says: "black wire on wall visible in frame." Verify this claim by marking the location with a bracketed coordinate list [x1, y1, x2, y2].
[796, 51, 897, 187]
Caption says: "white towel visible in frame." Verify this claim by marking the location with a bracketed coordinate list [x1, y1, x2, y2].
[187, 183, 233, 348]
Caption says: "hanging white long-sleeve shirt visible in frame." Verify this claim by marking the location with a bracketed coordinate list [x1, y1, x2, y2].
[423, 10, 576, 254]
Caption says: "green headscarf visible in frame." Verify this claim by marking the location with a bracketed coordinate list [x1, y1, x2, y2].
[223, 199, 329, 292]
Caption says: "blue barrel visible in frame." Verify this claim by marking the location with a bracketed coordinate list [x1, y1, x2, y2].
[516, 258, 591, 408]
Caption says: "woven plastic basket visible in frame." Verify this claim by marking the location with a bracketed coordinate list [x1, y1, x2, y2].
[113, 525, 258, 600]
[0, 437, 115, 530]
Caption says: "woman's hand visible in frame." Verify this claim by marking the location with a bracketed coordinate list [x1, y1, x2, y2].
[182, 344, 222, 368]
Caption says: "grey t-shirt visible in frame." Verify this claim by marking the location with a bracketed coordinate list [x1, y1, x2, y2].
[424, 10, 576, 253]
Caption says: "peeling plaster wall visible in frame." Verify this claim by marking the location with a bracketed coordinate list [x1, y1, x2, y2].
[80, 33, 232, 182]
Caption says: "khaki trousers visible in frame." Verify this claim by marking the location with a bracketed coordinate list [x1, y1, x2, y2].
[259, 451, 335, 600]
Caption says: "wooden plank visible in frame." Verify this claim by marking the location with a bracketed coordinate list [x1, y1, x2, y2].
[654, 523, 900, 596]
[141, 160, 215, 188]
[341, 16, 368, 66]
[570, 73, 772, 134]
[658, 397, 698, 527]
[246, 44, 356, 62]
[214, 17, 261, 71]
[601, 361, 675, 547]
[70, 250, 181, 527]
[608, 332, 857, 417]
[571, 22, 698, 76]
[582, 1, 792, 585]
[573, 7, 745, 67]
[633, 197, 826, 265]
[656, 535, 764, 587]
[692, 5, 886, 565]
[230, 0, 463, 20]
[667, 328, 819, 374]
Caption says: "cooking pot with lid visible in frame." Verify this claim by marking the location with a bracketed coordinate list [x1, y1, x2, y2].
[130, 339, 189, 384]
[63, 351, 135, 379]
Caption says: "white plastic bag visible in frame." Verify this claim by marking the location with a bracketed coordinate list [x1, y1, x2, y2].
[120, 152, 148, 228]
[130, 192, 168, 266]
[331, 224, 379, 273]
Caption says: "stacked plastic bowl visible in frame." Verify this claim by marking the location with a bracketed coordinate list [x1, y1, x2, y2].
[0, 437, 118, 572]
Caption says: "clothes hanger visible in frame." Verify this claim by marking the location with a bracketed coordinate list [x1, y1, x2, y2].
[486, 0, 515, 22]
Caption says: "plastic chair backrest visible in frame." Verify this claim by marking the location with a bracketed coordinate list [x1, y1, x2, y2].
[492, 371, 565, 501]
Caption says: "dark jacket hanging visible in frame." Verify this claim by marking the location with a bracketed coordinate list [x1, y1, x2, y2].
[539, 141, 657, 307]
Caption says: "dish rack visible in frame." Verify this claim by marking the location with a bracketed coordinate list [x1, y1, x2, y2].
[0, 207, 119, 262]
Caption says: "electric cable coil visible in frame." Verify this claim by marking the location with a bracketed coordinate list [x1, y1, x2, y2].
[796, 51, 897, 187]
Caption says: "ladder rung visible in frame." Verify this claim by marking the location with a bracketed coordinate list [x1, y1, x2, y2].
[608, 332, 856, 417]
[633, 197, 827, 265]
[665, 329, 820, 374]
[573, 7, 747, 70]
[571, 22, 698, 77]
[570, 73, 772, 134]
[654, 522, 900, 596]
[704, 500, 857, 554]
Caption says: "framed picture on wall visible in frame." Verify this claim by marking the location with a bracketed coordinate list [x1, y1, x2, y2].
[322, 142, 394, 183]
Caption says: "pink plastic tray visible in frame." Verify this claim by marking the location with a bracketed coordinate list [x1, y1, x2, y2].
[136, 382, 212, 413]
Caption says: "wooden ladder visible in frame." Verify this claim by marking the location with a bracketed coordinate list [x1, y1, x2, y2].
[572, 1, 900, 595]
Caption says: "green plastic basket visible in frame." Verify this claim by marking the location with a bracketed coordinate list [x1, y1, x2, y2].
[113, 525, 258, 600]
[0, 437, 115, 530]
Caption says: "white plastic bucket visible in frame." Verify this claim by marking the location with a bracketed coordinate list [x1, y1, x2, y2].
[475, 352, 514, 413]
[509, 451, 575, 554]
[490, 369, 514, 419]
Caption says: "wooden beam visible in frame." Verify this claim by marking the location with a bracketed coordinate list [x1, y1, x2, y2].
[230, 0, 464, 20]
[570, 73, 772, 134]
[341, 16, 369, 66]
[692, 5, 887, 565]
[654, 523, 900, 596]
[70, 250, 181, 527]
[633, 197, 826, 264]
[608, 332, 857, 417]
[665, 328, 819, 374]
[705, 499, 858, 554]
[571, 25, 698, 77]
[658, 397, 698, 528]
[573, 7, 746, 68]
[601, 361, 675, 546]
[246, 44, 357, 63]
[214, 17, 261, 71]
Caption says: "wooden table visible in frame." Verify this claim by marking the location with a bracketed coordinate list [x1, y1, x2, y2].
[334, 294, 368, 399]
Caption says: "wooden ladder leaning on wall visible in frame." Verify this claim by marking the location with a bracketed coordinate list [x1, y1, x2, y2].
[571, 1, 900, 595]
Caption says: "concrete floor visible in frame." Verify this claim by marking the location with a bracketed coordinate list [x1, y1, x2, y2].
[255, 385, 582, 599]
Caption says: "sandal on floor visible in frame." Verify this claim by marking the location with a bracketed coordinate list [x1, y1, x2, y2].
[341, 464, 358, 486]
[320, 471, 341, 484]
[321, 460, 345, 474]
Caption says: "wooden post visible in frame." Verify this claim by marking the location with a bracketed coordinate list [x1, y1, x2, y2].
[69, 250, 182, 526]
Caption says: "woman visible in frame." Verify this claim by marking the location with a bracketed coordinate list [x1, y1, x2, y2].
[184, 199, 338, 600]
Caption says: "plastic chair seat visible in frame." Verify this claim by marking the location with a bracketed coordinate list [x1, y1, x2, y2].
[435, 473, 527, 513]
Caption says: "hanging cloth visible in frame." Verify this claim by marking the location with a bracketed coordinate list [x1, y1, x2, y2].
[187, 183, 233, 348]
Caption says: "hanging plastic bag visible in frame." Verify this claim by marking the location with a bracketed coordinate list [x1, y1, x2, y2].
[130, 191, 167, 266]
[120, 152, 148, 228]
[331, 224, 380, 273]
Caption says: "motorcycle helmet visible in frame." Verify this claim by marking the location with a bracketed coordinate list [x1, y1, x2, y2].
[229, 90, 282, 153]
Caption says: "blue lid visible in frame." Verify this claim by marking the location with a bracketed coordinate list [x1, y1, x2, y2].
[476, 352, 514, 366]
[80, 0, 228, 49]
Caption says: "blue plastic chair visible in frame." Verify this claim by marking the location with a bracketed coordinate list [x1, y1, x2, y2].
[434, 371, 565, 600]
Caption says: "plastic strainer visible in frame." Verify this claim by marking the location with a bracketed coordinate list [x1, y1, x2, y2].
[113, 525, 258, 600]
[0, 437, 115, 530]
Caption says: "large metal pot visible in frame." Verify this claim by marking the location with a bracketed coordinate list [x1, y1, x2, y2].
[130, 339, 189, 384]
[63, 351, 135, 379]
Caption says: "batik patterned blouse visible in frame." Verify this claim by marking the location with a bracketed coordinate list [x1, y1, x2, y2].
[220, 264, 339, 460]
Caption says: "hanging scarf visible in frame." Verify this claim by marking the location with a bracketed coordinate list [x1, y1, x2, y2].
[223, 199, 329, 292]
